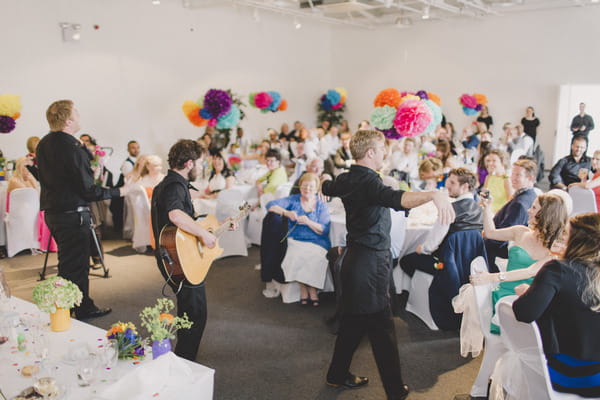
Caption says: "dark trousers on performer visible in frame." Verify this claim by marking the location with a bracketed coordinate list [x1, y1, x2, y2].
[327, 306, 405, 400]
[175, 283, 207, 361]
[45, 210, 96, 316]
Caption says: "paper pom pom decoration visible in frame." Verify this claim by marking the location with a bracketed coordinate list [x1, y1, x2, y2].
[249, 91, 287, 113]
[182, 89, 240, 128]
[371, 89, 442, 139]
[0, 94, 22, 134]
[317, 88, 346, 126]
[459, 93, 487, 116]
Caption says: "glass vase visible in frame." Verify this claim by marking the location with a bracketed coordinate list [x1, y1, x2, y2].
[151, 338, 171, 359]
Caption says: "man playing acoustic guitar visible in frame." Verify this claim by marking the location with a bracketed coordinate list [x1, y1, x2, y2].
[151, 139, 220, 361]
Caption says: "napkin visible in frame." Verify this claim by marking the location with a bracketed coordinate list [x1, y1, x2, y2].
[98, 352, 195, 400]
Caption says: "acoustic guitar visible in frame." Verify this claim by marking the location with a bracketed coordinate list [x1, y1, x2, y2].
[158, 203, 251, 285]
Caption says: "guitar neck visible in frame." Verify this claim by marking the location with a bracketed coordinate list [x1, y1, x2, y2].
[214, 210, 248, 237]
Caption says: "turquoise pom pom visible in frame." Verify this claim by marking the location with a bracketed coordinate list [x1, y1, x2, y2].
[217, 105, 241, 129]
[424, 99, 443, 134]
[370, 105, 397, 130]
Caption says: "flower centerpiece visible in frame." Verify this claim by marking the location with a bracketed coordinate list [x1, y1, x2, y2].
[140, 298, 193, 359]
[248, 91, 287, 113]
[32, 276, 82, 331]
[106, 322, 145, 360]
[317, 88, 347, 126]
[459, 93, 487, 116]
[370, 89, 442, 139]
[0, 94, 22, 134]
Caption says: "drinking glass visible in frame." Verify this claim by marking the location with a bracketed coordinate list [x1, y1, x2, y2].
[75, 353, 97, 387]
[100, 339, 118, 370]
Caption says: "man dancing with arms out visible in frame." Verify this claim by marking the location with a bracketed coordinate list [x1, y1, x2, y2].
[151, 139, 222, 361]
[322, 130, 455, 400]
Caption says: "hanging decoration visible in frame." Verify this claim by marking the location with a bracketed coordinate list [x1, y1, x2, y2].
[0, 94, 22, 134]
[370, 89, 442, 139]
[182, 89, 242, 129]
[459, 93, 487, 116]
[248, 91, 287, 113]
[317, 88, 347, 125]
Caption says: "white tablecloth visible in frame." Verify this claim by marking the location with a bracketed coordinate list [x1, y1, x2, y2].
[193, 184, 257, 217]
[0, 297, 214, 400]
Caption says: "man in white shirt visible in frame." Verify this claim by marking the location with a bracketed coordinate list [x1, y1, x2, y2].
[507, 124, 534, 161]
[121, 140, 140, 179]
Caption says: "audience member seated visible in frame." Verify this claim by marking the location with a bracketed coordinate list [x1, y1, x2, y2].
[484, 159, 538, 272]
[477, 105, 494, 132]
[461, 124, 481, 150]
[507, 123, 534, 160]
[256, 148, 287, 196]
[569, 149, 600, 209]
[287, 141, 308, 182]
[435, 126, 457, 155]
[137, 155, 165, 198]
[242, 139, 270, 167]
[417, 157, 444, 191]
[549, 135, 592, 190]
[400, 168, 483, 328]
[512, 213, 600, 398]
[435, 139, 458, 172]
[332, 132, 353, 175]
[387, 138, 419, 183]
[475, 193, 567, 334]
[264, 173, 331, 305]
[200, 151, 235, 199]
[482, 149, 512, 213]
[25, 136, 40, 180]
[290, 158, 329, 195]
[476, 141, 493, 187]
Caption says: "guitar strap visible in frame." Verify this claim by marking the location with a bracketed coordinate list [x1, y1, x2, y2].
[159, 246, 184, 296]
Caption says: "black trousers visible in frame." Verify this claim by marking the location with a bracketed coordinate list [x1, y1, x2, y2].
[399, 252, 438, 277]
[45, 211, 97, 315]
[174, 283, 207, 361]
[155, 252, 208, 362]
[327, 306, 405, 399]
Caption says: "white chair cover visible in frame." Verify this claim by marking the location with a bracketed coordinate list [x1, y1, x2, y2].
[568, 186, 597, 216]
[405, 270, 438, 330]
[245, 193, 275, 246]
[215, 189, 248, 258]
[5, 188, 40, 257]
[465, 256, 508, 397]
[274, 183, 292, 199]
[490, 297, 581, 400]
[128, 185, 152, 252]
[122, 194, 134, 240]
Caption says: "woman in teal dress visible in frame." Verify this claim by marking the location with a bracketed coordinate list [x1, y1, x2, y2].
[471, 193, 568, 334]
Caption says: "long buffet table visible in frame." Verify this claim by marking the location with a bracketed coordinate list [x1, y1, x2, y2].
[0, 297, 214, 400]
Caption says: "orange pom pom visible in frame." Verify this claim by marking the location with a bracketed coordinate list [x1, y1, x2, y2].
[188, 113, 207, 127]
[12, 112, 20, 120]
[473, 93, 488, 106]
[427, 93, 441, 106]
[374, 88, 401, 108]
[182, 100, 199, 117]
[278, 99, 288, 111]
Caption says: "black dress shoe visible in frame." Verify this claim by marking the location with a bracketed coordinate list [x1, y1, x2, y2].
[76, 307, 112, 320]
[326, 374, 369, 389]
[389, 384, 410, 400]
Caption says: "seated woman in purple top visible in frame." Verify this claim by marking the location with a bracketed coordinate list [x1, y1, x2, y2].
[267, 173, 331, 306]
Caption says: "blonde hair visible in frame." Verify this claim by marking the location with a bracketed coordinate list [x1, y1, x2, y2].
[349, 130, 383, 160]
[141, 155, 162, 176]
[46, 100, 74, 131]
[26, 136, 40, 154]
[298, 172, 320, 192]
[418, 157, 443, 175]
[12, 157, 31, 181]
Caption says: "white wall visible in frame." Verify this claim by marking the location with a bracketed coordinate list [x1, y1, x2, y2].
[0, 0, 332, 173]
[329, 6, 600, 164]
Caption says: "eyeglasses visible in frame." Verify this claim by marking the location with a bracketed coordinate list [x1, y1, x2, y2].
[300, 185, 317, 190]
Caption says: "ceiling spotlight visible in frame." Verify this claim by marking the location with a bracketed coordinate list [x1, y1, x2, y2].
[294, 17, 302, 29]
[422, 5, 430, 19]
[152, 0, 160, 4]
[59, 22, 81, 42]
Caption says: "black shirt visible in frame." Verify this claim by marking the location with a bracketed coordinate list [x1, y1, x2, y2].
[151, 170, 195, 249]
[549, 154, 592, 187]
[477, 115, 494, 130]
[36, 131, 120, 212]
[520, 117, 540, 140]
[321, 165, 405, 251]
[570, 114, 595, 137]
[513, 260, 600, 360]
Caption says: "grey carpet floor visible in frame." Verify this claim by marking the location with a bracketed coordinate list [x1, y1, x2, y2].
[1, 241, 482, 400]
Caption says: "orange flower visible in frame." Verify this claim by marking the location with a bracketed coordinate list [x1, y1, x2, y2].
[374, 88, 401, 108]
[159, 313, 174, 325]
[434, 262, 444, 270]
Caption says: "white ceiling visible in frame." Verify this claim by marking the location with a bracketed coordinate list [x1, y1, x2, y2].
[182, 0, 600, 29]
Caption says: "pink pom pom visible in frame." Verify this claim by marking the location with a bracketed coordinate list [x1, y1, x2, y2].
[254, 92, 273, 109]
[460, 94, 477, 109]
[331, 103, 343, 110]
[208, 118, 217, 127]
[393, 99, 432, 137]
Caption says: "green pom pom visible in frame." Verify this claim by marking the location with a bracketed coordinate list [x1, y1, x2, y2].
[196, 97, 204, 108]
[370, 105, 397, 130]
[248, 93, 256, 107]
